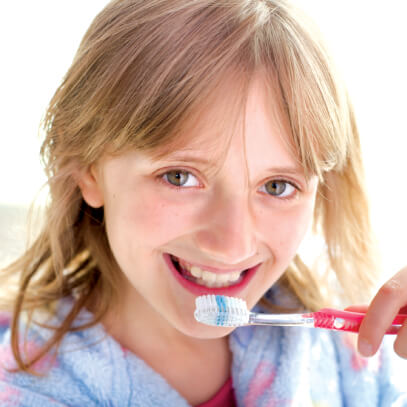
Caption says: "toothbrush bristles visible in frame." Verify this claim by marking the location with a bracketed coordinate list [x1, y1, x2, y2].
[194, 295, 250, 327]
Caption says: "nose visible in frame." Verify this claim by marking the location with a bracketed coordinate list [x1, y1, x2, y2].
[193, 193, 257, 265]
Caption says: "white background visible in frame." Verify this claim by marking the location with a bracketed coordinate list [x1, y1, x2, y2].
[0, 1, 406, 277]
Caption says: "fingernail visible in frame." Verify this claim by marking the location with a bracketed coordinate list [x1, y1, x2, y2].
[358, 338, 373, 357]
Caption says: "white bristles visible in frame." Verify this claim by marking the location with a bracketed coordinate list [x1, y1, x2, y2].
[194, 295, 250, 327]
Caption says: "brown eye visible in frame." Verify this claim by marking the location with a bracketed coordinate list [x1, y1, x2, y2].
[162, 170, 199, 187]
[263, 180, 296, 197]
[265, 181, 286, 195]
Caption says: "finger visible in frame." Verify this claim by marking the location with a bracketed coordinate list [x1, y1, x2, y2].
[394, 322, 407, 359]
[345, 305, 368, 313]
[358, 269, 407, 357]
[346, 304, 407, 315]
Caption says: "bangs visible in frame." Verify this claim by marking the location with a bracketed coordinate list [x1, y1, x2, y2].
[43, 0, 355, 183]
[106, 0, 353, 182]
[138, 69, 250, 177]
[252, 12, 354, 180]
[261, 68, 352, 182]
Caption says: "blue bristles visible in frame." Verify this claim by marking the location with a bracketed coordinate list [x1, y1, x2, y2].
[194, 294, 250, 327]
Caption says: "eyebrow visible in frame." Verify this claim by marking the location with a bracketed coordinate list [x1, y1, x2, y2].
[265, 166, 305, 176]
[162, 155, 305, 172]
[266, 166, 312, 185]
[162, 155, 212, 165]
[156, 153, 222, 177]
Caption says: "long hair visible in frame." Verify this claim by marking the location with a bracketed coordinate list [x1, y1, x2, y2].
[1, 0, 377, 373]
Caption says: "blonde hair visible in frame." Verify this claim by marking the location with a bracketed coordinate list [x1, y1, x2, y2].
[1, 0, 377, 373]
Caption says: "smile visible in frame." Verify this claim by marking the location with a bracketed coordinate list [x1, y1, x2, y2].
[163, 253, 261, 296]
[171, 254, 246, 287]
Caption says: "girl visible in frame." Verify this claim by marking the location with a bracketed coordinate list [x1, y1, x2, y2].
[1, 0, 406, 405]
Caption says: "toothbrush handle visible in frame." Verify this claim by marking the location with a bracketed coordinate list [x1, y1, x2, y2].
[249, 312, 315, 327]
[314, 308, 407, 334]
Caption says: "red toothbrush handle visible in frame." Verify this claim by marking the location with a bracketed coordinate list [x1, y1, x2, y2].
[312, 308, 407, 334]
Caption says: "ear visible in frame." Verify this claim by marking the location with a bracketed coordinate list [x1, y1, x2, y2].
[76, 165, 104, 208]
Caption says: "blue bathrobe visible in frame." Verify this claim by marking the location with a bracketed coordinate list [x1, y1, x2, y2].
[0, 289, 406, 406]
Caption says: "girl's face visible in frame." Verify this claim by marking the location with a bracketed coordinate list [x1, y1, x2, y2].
[79, 74, 319, 339]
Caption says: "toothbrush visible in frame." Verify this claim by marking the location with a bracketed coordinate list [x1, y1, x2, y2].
[194, 294, 407, 334]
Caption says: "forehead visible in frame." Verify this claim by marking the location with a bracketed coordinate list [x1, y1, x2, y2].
[244, 73, 297, 160]
[152, 72, 299, 170]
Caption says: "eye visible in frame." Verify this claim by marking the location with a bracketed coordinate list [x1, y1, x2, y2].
[161, 170, 200, 188]
[260, 180, 297, 198]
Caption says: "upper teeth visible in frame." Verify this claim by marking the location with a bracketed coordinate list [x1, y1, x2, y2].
[180, 260, 242, 284]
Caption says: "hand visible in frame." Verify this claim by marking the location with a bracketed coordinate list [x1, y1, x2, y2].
[349, 267, 407, 358]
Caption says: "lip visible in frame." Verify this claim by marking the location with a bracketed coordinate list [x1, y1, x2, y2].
[163, 253, 261, 296]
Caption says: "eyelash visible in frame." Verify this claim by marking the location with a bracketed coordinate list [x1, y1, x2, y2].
[259, 179, 300, 200]
[156, 169, 203, 191]
[156, 169, 301, 200]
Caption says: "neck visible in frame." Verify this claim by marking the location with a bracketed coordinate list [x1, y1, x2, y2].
[89, 284, 232, 405]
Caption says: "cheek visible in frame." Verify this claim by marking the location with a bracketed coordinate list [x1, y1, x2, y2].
[260, 202, 315, 261]
[105, 188, 199, 248]
[134, 201, 190, 240]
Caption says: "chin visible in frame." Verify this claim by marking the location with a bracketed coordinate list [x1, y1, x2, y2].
[191, 326, 235, 340]
[177, 317, 235, 339]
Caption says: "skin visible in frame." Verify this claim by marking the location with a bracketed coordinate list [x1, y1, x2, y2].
[78, 73, 319, 403]
[352, 266, 407, 359]
[77, 72, 407, 403]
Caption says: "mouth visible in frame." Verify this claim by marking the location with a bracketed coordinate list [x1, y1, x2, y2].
[163, 253, 261, 296]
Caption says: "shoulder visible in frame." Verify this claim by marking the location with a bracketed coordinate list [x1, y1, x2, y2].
[1, 311, 57, 405]
[0, 303, 132, 406]
[0, 302, 190, 407]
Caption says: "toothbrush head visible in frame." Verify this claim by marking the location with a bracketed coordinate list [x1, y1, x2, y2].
[194, 294, 250, 327]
